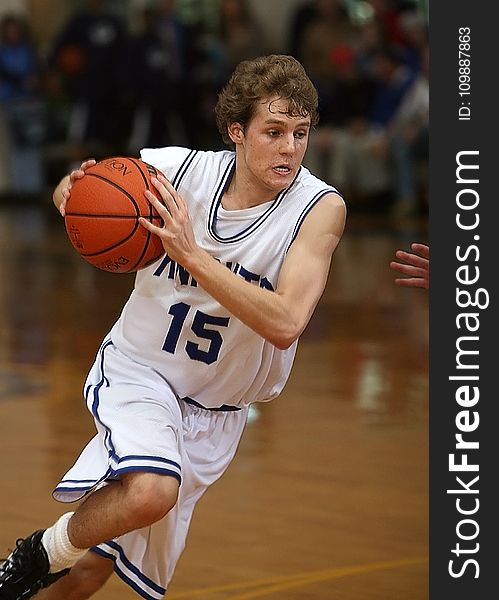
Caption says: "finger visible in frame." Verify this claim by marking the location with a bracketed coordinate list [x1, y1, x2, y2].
[394, 251, 428, 269]
[139, 215, 166, 236]
[81, 158, 96, 170]
[150, 177, 179, 217]
[390, 261, 426, 278]
[59, 188, 70, 216]
[145, 189, 173, 222]
[395, 277, 428, 289]
[70, 169, 85, 182]
[411, 243, 430, 259]
[70, 159, 96, 183]
[139, 217, 170, 240]
[390, 261, 412, 274]
[157, 175, 185, 213]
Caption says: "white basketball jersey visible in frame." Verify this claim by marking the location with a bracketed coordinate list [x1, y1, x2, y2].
[110, 146, 339, 408]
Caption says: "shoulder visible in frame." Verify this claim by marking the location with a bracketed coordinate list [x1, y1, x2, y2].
[296, 165, 344, 197]
[286, 185, 345, 254]
[140, 146, 194, 173]
[291, 166, 346, 221]
[293, 167, 345, 235]
[301, 190, 346, 236]
[140, 146, 234, 180]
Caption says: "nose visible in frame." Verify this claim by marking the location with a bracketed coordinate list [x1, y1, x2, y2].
[279, 133, 295, 155]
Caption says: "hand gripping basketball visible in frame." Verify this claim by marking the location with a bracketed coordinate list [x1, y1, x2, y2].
[139, 174, 197, 269]
[64, 157, 165, 273]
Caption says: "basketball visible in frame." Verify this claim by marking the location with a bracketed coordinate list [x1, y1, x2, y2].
[64, 157, 165, 273]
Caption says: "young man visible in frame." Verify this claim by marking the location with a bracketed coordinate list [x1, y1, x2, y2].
[0, 54, 345, 599]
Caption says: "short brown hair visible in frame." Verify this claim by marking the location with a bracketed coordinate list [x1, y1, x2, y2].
[215, 54, 319, 147]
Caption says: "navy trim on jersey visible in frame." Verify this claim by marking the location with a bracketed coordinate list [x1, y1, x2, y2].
[111, 465, 181, 479]
[208, 165, 302, 244]
[286, 188, 339, 253]
[91, 542, 166, 600]
[107, 540, 167, 596]
[54, 466, 114, 497]
[171, 149, 198, 188]
[113, 453, 181, 468]
[54, 461, 181, 498]
[207, 157, 235, 238]
[182, 395, 241, 411]
[87, 340, 182, 480]
[88, 339, 114, 455]
[55, 338, 183, 497]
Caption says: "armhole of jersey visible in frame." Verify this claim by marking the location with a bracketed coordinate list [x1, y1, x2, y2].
[285, 188, 342, 254]
[139, 147, 198, 186]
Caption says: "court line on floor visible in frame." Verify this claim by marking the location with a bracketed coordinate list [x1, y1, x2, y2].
[167, 557, 428, 599]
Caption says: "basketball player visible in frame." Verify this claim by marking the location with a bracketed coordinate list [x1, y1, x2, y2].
[390, 242, 429, 289]
[0, 55, 346, 599]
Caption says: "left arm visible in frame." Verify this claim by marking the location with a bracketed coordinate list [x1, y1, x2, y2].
[140, 175, 346, 349]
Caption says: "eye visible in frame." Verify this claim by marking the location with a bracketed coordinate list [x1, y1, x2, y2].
[294, 130, 308, 139]
[268, 130, 280, 137]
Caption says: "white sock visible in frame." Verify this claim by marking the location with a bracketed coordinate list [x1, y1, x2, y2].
[41, 512, 88, 573]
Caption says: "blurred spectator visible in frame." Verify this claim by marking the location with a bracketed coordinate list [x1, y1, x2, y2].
[388, 43, 428, 217]
[316, 44, 376, 129]
[305, 43, 418, 212]
[304, 42, 389, 209]
[0, 13, 46, 197]
[287, 0, 318, 59]
[297, 0, 356, 89]
[369, 45, 416, 129]
[47, 0, 128, 166]
[367, 0, 407, 46]
[216, 0, 269, 69]
[288, 0, 358, 166]
[354, 17, 386, 72]
[198, 0, 268, 148]
[126, 0, 198, 153]
[397, 9, 428, 73]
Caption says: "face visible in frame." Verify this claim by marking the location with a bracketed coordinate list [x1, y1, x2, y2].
[229, 97, 311, 198]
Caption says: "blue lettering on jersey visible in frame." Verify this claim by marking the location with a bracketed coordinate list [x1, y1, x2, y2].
[153, 255, 274, 290]
[153, 255, 198, 287]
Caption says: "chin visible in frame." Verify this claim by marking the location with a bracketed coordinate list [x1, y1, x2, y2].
[270, 175, 293, 190]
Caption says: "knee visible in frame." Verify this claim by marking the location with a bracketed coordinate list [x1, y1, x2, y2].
[121, 472, 179, 529]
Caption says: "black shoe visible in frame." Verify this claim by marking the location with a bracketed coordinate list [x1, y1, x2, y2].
[0, 530, 70, 599]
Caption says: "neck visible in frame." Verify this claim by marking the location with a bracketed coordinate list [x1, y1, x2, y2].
[222, 175, 277, 210]
[222, 158, 280, 210]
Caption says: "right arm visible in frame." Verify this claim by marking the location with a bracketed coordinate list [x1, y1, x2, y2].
[52, 159, 96, 216]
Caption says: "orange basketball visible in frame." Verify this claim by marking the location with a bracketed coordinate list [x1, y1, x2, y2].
[64, 157, 165, 273]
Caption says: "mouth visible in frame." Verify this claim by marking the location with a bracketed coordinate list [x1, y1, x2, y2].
[272, 165, 292, 175]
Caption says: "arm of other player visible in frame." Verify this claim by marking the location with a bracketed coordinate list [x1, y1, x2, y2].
[140, 175, 346, 349]
[390, 243, 429, 289]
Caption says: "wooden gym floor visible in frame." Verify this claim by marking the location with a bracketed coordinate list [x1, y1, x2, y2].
[0, 203, 428, 599]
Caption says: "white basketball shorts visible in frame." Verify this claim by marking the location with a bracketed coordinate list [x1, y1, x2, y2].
[53, 337, 249, 599]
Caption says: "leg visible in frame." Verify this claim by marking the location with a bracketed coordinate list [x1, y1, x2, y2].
[2, 348, 185, 599]
[0, 473, 179, 599]
[68, 472, 180, 549]
[34, 552, 113, 600]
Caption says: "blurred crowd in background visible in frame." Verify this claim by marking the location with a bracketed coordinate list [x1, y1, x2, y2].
[0, 0, 428, 218]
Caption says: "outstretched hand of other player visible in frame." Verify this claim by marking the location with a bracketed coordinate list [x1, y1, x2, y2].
[390, 243, 429, 289]
[53, 159, 97, 217]
[140, 175, 200, 267]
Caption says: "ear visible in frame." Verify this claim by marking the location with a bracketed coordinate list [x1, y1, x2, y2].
[227, 123, 245, 145]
